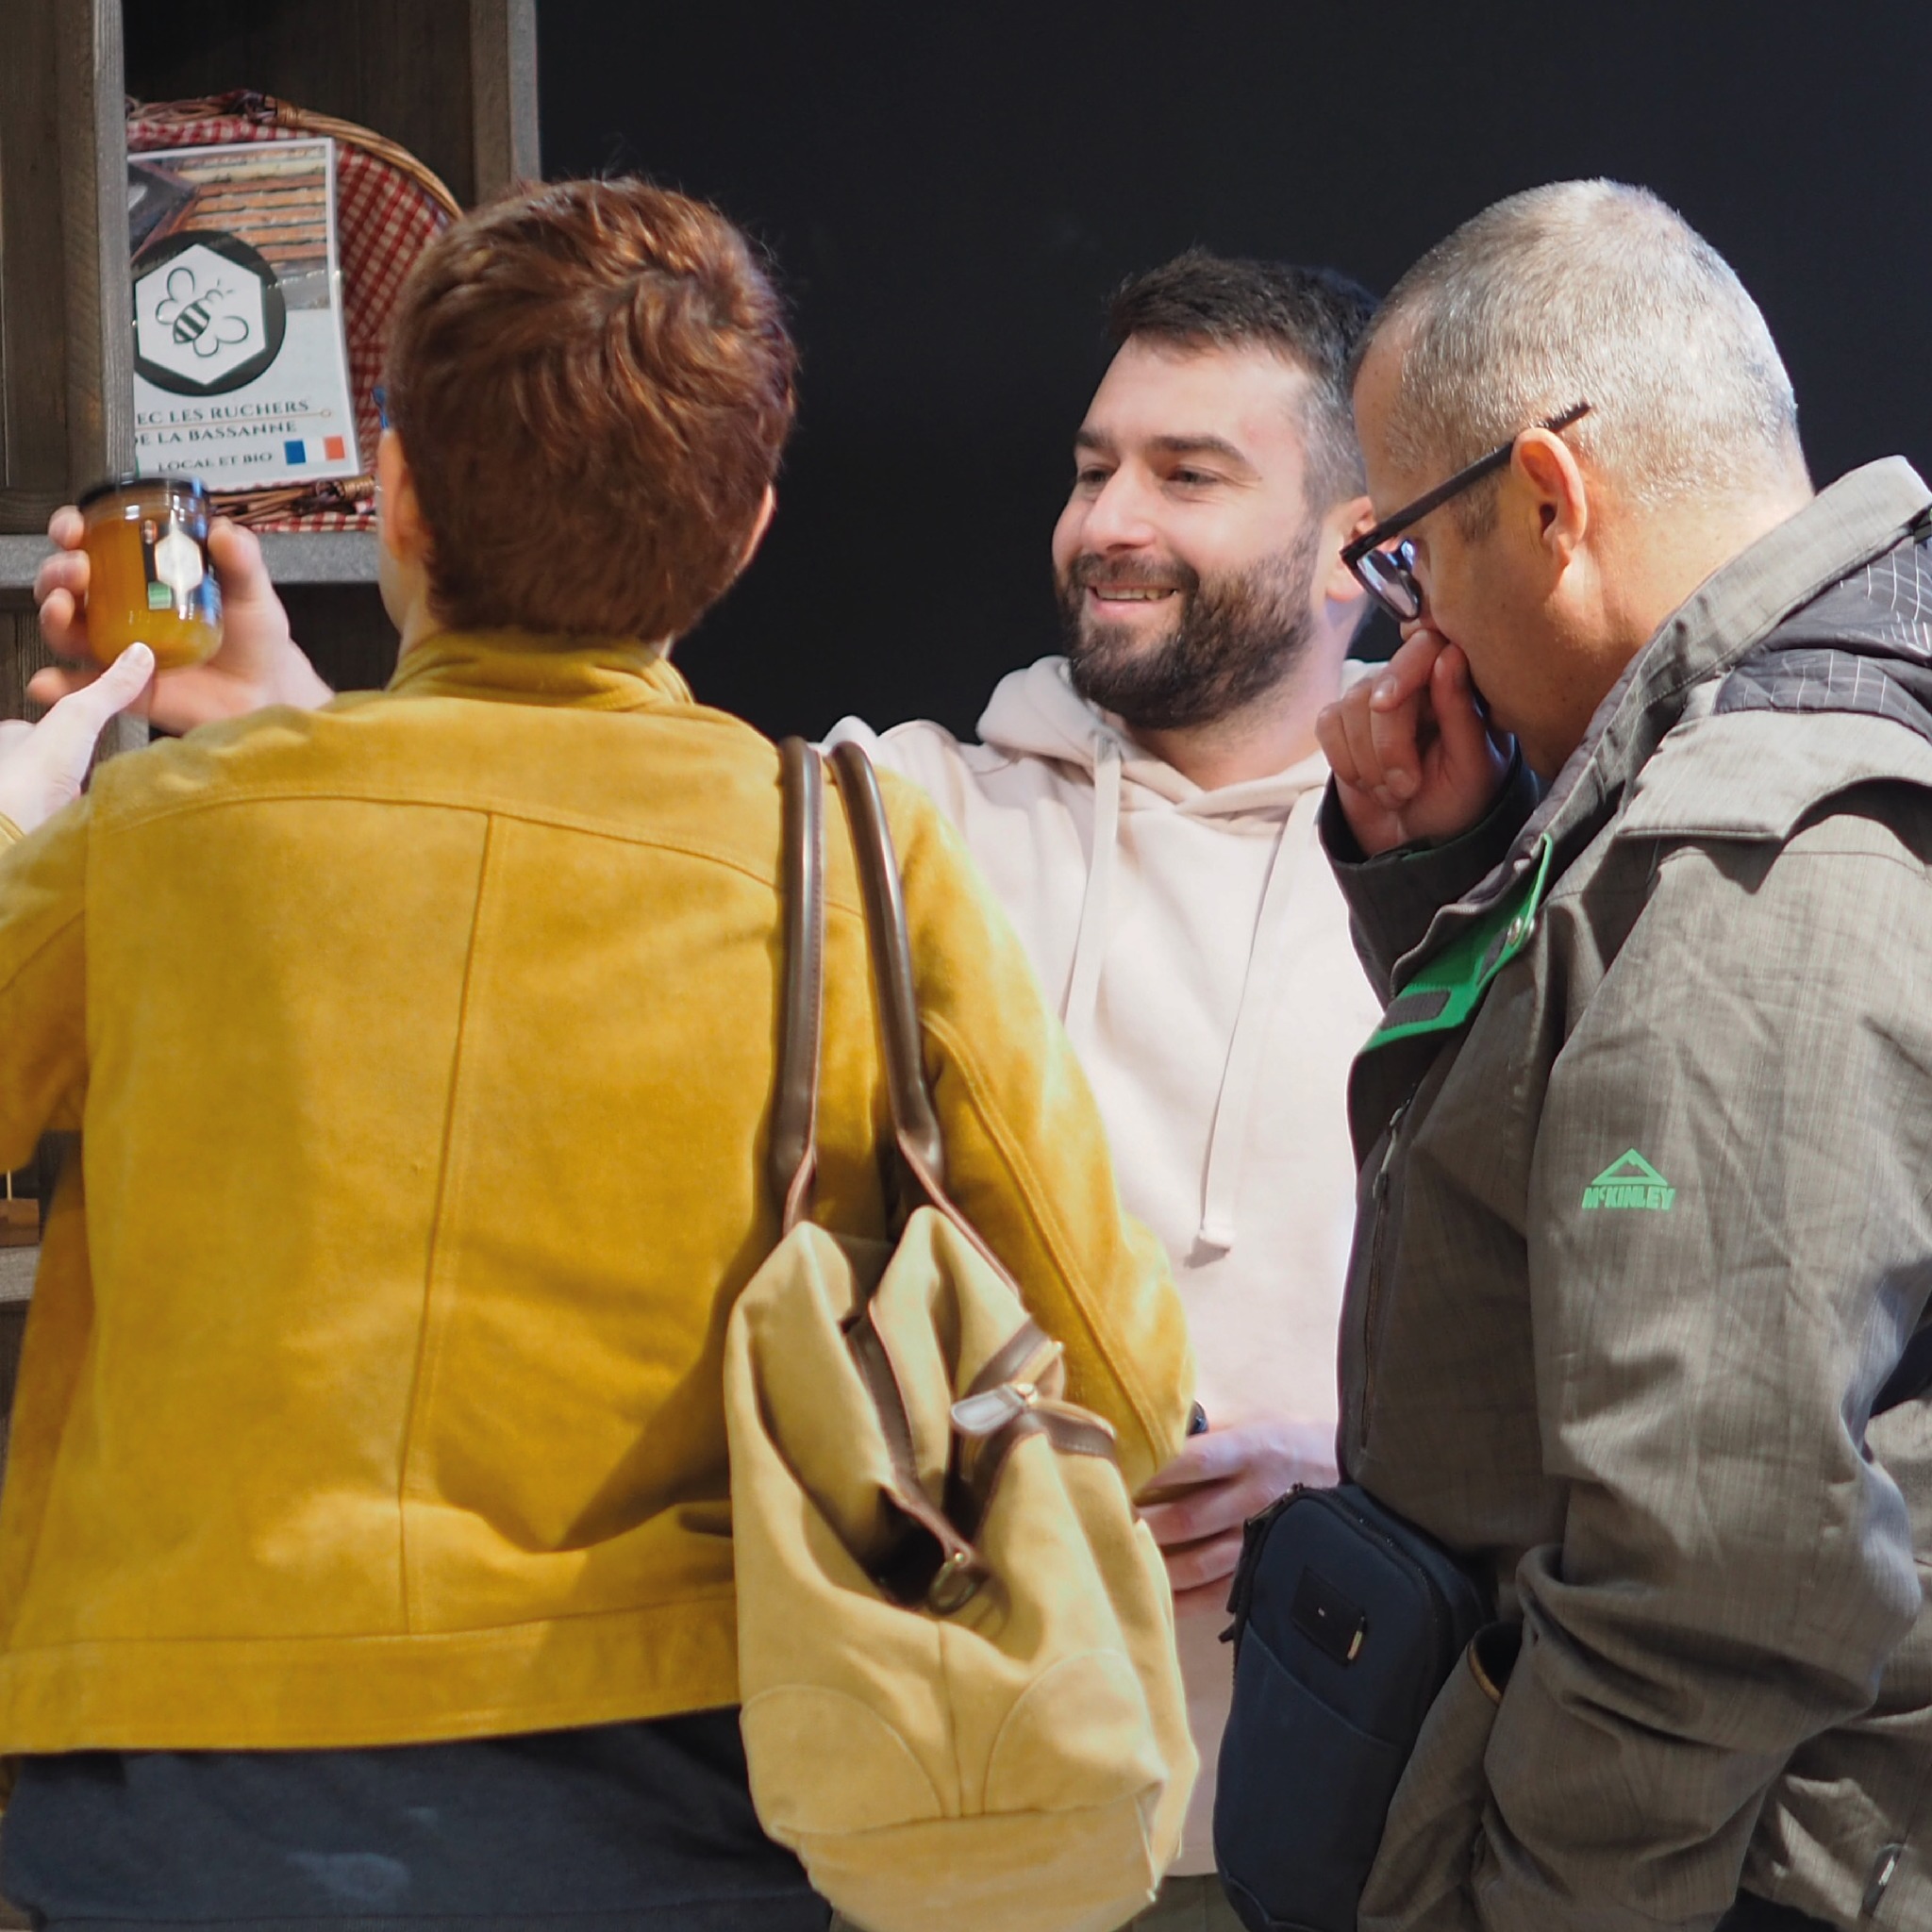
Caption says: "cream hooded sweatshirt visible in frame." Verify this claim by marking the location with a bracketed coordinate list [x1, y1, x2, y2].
[829, 657, 1380, 1871]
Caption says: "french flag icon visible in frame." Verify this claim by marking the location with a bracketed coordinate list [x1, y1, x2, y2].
[283, 436, 349, 465]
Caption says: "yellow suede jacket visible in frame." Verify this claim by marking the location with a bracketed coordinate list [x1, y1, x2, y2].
[0, 634, 1191, 1752]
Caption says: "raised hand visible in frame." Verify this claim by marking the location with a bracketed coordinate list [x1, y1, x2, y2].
[0, 643, 155, 837]
[1317, 625, 1512, 857]
[32, 508, 334, 731]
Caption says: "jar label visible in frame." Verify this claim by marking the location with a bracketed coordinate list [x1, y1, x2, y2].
[138, 515, 219, 624]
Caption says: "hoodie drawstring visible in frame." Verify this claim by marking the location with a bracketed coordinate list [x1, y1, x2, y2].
[1061, 737, 1122, 1057]
[1195, 785, 1322, 1253]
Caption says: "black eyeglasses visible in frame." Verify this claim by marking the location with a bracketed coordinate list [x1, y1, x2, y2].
[1341, 401, 1593, 623]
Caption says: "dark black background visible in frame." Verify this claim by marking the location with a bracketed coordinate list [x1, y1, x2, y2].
[538, 2, 1932, 741]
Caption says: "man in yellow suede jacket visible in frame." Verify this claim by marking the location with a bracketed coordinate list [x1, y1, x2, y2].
[0, 180, 1191, 1930]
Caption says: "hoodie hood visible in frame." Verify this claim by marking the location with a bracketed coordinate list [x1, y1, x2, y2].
[971, 654, 1347, 1255]
[974, 656, 1333, 814]
[1715, 527, 1932, 739]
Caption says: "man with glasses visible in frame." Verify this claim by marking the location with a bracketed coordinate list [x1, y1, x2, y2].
[1310, 179, 1932, 1932]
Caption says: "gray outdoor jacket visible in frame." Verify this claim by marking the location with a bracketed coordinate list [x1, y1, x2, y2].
[1327, 458, 1932, 1932]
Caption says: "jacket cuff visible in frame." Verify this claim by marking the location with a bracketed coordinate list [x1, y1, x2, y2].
[1320, 750, 1540, 993]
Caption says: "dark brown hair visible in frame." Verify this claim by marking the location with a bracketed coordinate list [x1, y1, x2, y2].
[1108, 249, 1376, 510]
[384, 177, 797, 642]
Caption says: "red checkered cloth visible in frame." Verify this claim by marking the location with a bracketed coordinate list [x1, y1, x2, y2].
[129, 91, 460, 531]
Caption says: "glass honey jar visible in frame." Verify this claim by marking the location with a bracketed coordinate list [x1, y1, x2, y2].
[76, 475, 224, 670]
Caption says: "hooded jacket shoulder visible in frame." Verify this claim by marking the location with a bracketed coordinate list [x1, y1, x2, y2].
[1617, 706, 1932, 846]
[1616, 533, 1932, 846]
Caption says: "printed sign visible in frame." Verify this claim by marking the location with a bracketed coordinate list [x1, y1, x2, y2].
[128, 141, 359, 489]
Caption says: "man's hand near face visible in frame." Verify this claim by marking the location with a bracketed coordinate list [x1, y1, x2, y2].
[1141, 1417, 1338, 1614]
[32, 508, 332, 730]
[1316, 624, 1511, 857]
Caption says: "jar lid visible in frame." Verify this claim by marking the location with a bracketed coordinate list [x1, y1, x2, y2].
[76, 473, 210, 511]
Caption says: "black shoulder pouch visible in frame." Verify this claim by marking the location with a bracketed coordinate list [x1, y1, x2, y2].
[1212, 1483, 1493, 1932]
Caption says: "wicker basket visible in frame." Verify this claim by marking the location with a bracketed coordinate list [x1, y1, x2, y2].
[128, 90, 461, 531]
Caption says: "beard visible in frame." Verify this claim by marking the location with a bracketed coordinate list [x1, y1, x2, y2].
[1055, 525, 1322, 732]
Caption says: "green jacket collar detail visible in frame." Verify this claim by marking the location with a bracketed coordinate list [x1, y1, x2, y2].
[1367, 833, 1553, 1049]
[387, 632, 692, 711]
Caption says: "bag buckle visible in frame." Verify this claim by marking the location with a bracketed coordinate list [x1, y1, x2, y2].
[926, 1544, 984, 1614]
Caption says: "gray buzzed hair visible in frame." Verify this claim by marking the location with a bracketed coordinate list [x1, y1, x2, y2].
[1357, 180, 1806, 526]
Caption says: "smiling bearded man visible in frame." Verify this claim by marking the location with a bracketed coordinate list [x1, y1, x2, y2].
[1058, 505, 1324, 730]
[831, 249, 1383, 1928]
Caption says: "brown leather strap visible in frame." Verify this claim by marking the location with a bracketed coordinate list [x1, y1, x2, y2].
[824, 743, 1036, 1306]
[827, 741, 946, 1199]
[768, 742, 988, 1611]
[967, 1320, 1055, 1401]
[769, 739, 824, 1231]
[768, 741, 1124, 1613]
[848, 1303, 991, 1610]
[948, 1403, 1119, 1544]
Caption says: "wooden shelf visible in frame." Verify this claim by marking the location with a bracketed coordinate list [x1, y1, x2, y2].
[258, 531, 381, 583]
[0, 538, 51, 605]
[1, 527, 379, 603]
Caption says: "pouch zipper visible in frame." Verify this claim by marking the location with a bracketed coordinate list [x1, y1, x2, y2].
[1221, 1487, 1299, 1656]
[1222, 1485, 1465, 1701]
[1324, 1489, 1456, 1691]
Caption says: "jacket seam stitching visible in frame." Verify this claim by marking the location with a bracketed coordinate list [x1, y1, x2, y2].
[393, 813, 498, 1634]
[94, 793, 868, 914]
[921, 1007, 1168, 1473]
[0, 1584, 742, 1657]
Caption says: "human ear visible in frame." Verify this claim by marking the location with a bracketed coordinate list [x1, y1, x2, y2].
[1320, 493, 1375, 608]
[1511, 430, 1589, 561]
[375, 429, 429, 571]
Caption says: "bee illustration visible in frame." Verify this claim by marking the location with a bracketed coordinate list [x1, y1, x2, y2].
[155, 264, 251, 358]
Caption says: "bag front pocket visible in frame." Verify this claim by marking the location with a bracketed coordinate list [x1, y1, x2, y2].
[1215, 1624, 1411, 1932]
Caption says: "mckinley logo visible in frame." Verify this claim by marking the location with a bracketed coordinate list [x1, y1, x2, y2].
[1581, 1150, 1676, 1212]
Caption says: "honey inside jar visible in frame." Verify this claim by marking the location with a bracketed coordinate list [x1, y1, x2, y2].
[77, 475, 224, 670]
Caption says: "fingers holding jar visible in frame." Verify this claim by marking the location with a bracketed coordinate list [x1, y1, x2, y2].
[33, 508, 94, 667]
[71, 475, 224, 672]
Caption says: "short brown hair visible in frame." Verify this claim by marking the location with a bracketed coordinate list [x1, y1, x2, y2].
[385, 178, 797, 642]
[1107, 250, 1376, 511]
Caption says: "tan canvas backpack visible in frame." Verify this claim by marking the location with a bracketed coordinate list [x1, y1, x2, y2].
[723, 740, 1196, 1932]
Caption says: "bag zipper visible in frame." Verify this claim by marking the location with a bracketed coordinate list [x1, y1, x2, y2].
[1221, 1487, 1300, 1656]
[1324, 1489, 1456, 1690]
[1222, 1486, 1466, 1702]
[1359, 1097, 1412, 1430]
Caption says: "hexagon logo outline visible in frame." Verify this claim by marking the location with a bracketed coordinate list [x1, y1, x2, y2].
[132, 229, 287, 397]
